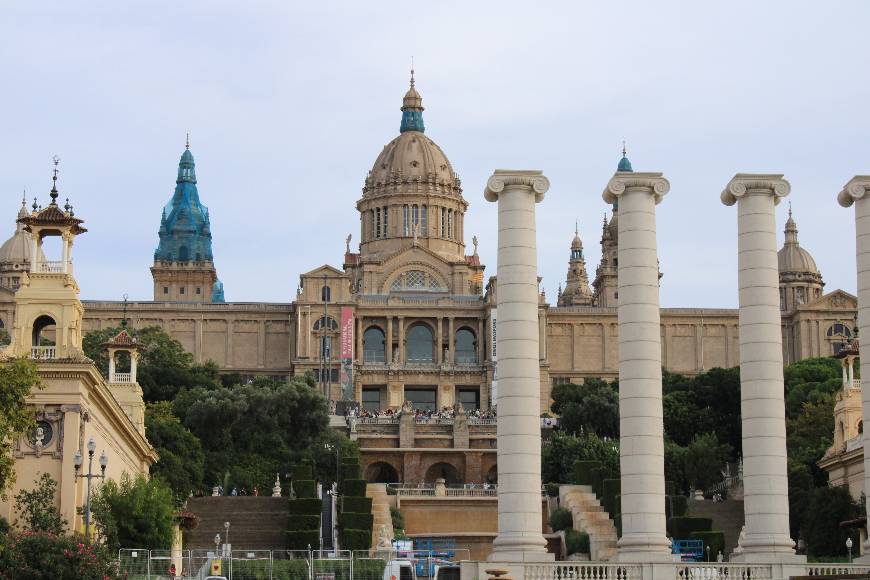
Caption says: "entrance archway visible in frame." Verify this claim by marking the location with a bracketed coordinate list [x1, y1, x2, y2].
[424, 462, 461, 485]
[32, 315, 56, 346]
[365, 462, 400, 484]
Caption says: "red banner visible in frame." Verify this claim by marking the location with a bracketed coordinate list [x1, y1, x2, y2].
[340, 307, 354, 359]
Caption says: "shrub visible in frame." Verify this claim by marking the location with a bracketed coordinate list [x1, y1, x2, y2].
[690, 531, 725, 561]
[602, 479, 621, 516]
[294, 480, 316, 499]
[290, 514, 321, 531]
[591, 466, 609, 496]
[550, 507, 573, 532]
[343, 496, 373, 514]
[14, 473, 65, 534]
[294, 464, 313, 480]
[286, 530, 320, 550]
[390, 506, 405, 531]
[671, 495, 688, 517]
[340, 512, 373, 532]
[0, 531, 120, 579]
[342, 479, 367, 497]
[665, 481, 676, 496]
[273, 558, 311, 579]
[288, 498, 323, 515]
[341, 464, 362, 480]
[573, 460, 601, 486]
[565, 529, 590, 556]
[341, 528, 371, 551]
[545, 483, 561, 497]
[669, 516, 712, 539]
[89, 473, 175, 552]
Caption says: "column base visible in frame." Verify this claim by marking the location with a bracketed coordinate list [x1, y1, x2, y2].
[486, 551, 555, 563]
[852, 554, 870, 564]
[489, 535, 553, 563]
[729, 551, 805, 564]
[617, 534, 674, 562]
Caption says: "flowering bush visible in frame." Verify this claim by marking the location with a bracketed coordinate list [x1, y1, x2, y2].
[0, 530, 119, 579]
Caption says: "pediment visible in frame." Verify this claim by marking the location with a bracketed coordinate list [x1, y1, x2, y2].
[797, 289, 857, 311]
[300, 264, 347, 279]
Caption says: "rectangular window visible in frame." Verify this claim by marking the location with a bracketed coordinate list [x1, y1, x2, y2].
[441, 208, 446, 237]
[412, 204, 419, 228]
[448, 210, 453, 239]
[375, 208, 381, 239]
[458, 387, 481, 410]
[552, 376, 572, 386]
[421, 204, 427, 235]
[196, 287, 201, 295]
[180, 287, 186, 295]
[404, 387, 437, 412]
[403, 205, 410, 236]
[362, 387, 382, 412]
[383, 206, 388, 238]
[163, 287, 169, 294]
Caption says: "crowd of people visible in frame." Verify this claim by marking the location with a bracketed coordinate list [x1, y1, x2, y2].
[349, 405, 498, 422]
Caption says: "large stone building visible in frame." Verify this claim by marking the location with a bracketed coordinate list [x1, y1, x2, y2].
[0, 75, 857, 484]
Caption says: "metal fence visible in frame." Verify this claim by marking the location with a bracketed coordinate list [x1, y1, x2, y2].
[118, 548, 474, 579]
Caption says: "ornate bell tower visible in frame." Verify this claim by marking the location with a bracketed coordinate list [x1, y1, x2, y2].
[5, 159, 87, 360]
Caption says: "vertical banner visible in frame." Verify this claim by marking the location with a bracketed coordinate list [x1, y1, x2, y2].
[490, 308, 497, 408]
[340, 307, 354, 401]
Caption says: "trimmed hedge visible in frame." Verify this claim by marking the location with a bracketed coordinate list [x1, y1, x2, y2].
[341, 529, 372, 552]
[340, 512, 373, 532]
[591, 466, 609, 496]
[665, 481, 676, 496]
[614, 495, 621, 518]
[669, 517, 712, 539]
[690, 531, 725, 561]
[573, 460, 601, 486]
[341, 464, 362, 480]
[671, 495, 688, 517]
[295, 480, 316, 499]
[602, 479, 621, 516]
[614, 514, 622, 538]
[342, 479, 367, 497]
[565, 529, 590, 556]
[286, 530, 320, 550]
[288, 498, 323, 515]
[294, 464, 313, 480]
[550, 508, 573, 532]
[342, 496, 372, 514]
[289, 514, 321, 531]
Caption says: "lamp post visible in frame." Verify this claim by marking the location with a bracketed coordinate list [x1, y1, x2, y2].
[847, 536, 853, 563]
[224, 521, 230, 554]
[73, 436, 107, 544]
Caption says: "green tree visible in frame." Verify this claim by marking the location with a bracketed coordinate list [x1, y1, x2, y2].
[145, 401, 205, 504]
[542, 431, 619, 484]
[0, 531, 120, 579]
[0, 358, 42, 495]
[90, 473, 175, 552]
[801, 485, 860, 559]
[787, 398, 836, 485]
[683, 433, 732, 491]
[13, 473, 65, 534]
[82, 325, 220, 401]
[551, 378, 619, 438]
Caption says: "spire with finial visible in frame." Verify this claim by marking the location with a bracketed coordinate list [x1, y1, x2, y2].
[400, 62, 425, 133]
[617, 141, 633, 172]
[784, 202, 799, 245]
[49, 155, 60, 204]
[186, 132, 190, 150]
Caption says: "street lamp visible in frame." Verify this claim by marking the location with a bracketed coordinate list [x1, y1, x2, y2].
[224, 521, 230, 554]
[847, 536, 853, 563]
[73, 436, 107, 544]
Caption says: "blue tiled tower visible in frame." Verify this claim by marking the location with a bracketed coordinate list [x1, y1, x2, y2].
[151, 141, 223, 302]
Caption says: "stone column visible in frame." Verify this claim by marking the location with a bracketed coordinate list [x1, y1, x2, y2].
[437, 318, 443, 364]
[448, 317, 455, 364]
[722, 174, 797, 561]
[387, 317, 393, 362]
[603, 170, 672, 561]
[838, 175, 870, 561]
[484, 169, 552, 562]
[398, 317, 405, 363]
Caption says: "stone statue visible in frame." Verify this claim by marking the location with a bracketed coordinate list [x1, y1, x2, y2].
[377, 524, 391, 548]
[402, 399, 413, 414]
[272, 473, 282, 497]
[33, 426, 45, 446]
[472, 235, 479, 255]
[733, 526, 746, 554]
[345, 234, 352, 253]
[412, 221, 420, 245]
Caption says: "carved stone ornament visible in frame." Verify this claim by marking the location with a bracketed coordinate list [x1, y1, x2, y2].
[837, 176, 870, 208]
[484, 170, 550, 203]
[721, 173, 790, 207]
[602, 172, 670, 206]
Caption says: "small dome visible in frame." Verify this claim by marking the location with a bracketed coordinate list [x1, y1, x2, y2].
[778, 209, 820, 275]
[0, 200, 46, 267]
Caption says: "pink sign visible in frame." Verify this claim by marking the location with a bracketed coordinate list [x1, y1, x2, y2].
[340, 307, 354, 360]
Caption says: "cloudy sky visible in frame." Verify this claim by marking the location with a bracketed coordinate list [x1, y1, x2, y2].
[1, 1, 867, 307]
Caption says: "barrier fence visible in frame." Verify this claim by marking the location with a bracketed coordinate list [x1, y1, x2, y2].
[117, 548, 470, 579]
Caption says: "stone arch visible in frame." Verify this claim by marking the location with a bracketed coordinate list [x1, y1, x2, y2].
[382, 262, 448, 294]
[365, 461, 400, 484]
[485, 465, 498, 485]
[423, 461, 461, 485]
[32, 314, 56, 347]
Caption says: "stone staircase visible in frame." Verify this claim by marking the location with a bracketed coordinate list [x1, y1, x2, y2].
[185, 496, 289, 551]
[687, 499, 745, 557]
[366, 483, 394, 550]
[559, 485, 618, 561]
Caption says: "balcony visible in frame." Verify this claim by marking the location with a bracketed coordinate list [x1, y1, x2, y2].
[31, 346, 57, 360]
[111, 373, 132, 383]
[38, 261, 64, 273]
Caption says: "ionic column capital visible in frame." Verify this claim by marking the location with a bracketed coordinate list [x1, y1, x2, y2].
[837, 176, 870, 208]
[721, 173, 790, 207]
[484, 169, 549, 203]
[602, 172, 670, 205]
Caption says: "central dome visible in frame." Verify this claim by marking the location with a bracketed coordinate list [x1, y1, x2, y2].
[362, 75, 462, 199]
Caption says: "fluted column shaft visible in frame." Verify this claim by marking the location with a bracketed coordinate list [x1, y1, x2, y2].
[722, 174, 795, 559]
[604, 172, 671, 561]
[485, 169, 552, 562]
[838, 176, 870, 558]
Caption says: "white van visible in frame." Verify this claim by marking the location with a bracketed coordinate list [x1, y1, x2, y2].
[383, 559, 417, 580]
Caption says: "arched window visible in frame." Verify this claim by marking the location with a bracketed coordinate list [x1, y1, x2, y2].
[827, 323, 852, 338]
[827, 322, 852, 355]
[313, 316, 338, 331]
[321, 285, 331, 303]
[32, 315, 56, 347]
[455, 328, 477, 364]
[390, 270, 446, 293]
[364, 327, 386, 363]
[406, 324, 434, 363]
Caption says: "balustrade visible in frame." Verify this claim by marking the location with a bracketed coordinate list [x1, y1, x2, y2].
[31, 346, 56, 360]
[111, 372, 132, 383]
[38, 261, 64, 273]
